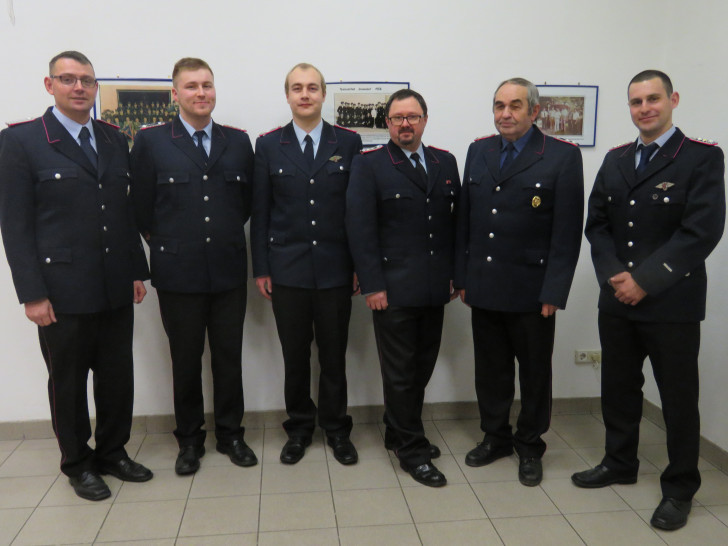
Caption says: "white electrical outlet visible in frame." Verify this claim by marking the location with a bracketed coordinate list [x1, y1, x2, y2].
[574, 350, 601, 366]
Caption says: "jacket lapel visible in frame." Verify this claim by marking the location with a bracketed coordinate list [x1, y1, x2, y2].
[41, 108, 97, 176]
[499, 128, 544, 183]
[92, 120, 115, 179]
[636, 129, 684, 184]
[279, 122, 310, 173]
[386, 141, 426, 191]
[423, 146, 441, 195]
[207, 122, 229, 169]
[170, 116, 206, 170]
[617, 141, 638, 188]
[312, 122, 338, 174]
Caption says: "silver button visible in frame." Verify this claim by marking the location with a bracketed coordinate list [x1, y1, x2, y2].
[664, 197, 670, 203]
[311, 220, 316, 226]
[630, 199, 636, 206]
[160, 246, 165, 251]
[628, 221, 634, 227]
[103, 226, 107, 231]
[45, 257, 51, 263]
[310, 200, 315, 205]
[607, 196, 612, 202]
[312, 240, 317, 246]
[310, 178, 315, 184]
[430, 250, 434, 255]
[426, 198, 431, 203]
[491, 208, 497, 214]
[54, 173, 61, 180]
[101, 204, 105, 210]
[278, 168, 283, 174]
[339, 165, 344, 171]
[204, 196, 209, 201]
[539, 258, 544, 264]
[486, 256, 492, 262]
[628, 261, 634, 268]
[495, 186, 501, 191]
[236, 176, 241, 181]
[384, 257, 388, 262]
[98, 184, 102, 189]
[206, 237, 211, 243]
[395, 193, 401, 198]
[205, 217, 210, 222]
[105, 248, 109, 253]
[270, 237, 274, 242]
[428, 215, 432, 220]
[535, 182, 541, 188]
[203, 175, 208, 181]
[627, 241, 634, 247]
[489, 233, 494, 239]
[429, 233, 434, 239]
[169, 177, 174, 183]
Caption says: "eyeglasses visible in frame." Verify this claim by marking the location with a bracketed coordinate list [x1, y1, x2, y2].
[50, 74, 98, 88]
[388, 115, 423, 126]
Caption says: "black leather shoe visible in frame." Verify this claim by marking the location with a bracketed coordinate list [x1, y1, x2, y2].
[384, 441, 441, 460]
[69, 471, 111, 501]
[98, 456, 153, 482]
[217, 439, 258, 467]
[518, 457, 543, 486]
[571, 464, 637, 488]
[280, 437, 312, 465]
[327, 436, 358, 465]
[650, 497, 691, 531]
[175, 445, 205, 475]
[403, 462, 447, 487]
[465, 440, 513, 467]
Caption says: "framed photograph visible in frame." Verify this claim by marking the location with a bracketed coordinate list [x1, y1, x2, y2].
[536, 85, 598, 147]
[94, 78, 177, 147]
[323, 81, 409, 146]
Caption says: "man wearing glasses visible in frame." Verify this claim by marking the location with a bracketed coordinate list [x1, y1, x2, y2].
[131, 58, 257, 475]
[346, 89, 460, 487]
[454, 78, 583, 487]
[0, 51, 153, 500]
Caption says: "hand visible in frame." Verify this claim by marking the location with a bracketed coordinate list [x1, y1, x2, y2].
[133, 280, 147, 304]
[256, 276, 273, 301]
[541, 303, 558, 318]
[25, 298, 56, 327]
[366, 291, 388, 310]
[610, 271, 647, 306]
[352, 273, 361, 296]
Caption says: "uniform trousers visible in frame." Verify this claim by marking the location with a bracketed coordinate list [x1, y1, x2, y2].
[472, 307, 555, 459]
[157, 285, 247, 447]
[271, 284, 353, 439]
[373, 305, 444, 467]
[598, 311, 701, 500]
[38, 305, 134, 477]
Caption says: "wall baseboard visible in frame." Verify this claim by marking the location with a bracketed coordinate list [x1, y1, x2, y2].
[2, 397, 725, 473]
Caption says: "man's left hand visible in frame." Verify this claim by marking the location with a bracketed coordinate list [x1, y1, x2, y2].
[541, 303, 558, 317]
[133, 280, 147, 304]
[610, 271, 647, 305]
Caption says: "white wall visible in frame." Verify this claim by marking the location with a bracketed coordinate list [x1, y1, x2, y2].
[1, 0, 727, 451]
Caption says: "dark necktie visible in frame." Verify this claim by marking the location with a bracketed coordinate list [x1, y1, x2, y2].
[79, 126, 97, 169]
[501, 141, 515, 171]
[304, 134, 315, 169]
[194, 130, 208, 163]
[636, 142, 659, 176]
[410, 152, 428, 186]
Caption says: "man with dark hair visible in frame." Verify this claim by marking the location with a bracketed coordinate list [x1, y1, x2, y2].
[346, 88, 460, 487]
[572, 70, 725, 531]
[131, 57, 257, 475]
[252, 62, 362, 466]
[0, 50, 153, 501]
[455, 77, 584, 487]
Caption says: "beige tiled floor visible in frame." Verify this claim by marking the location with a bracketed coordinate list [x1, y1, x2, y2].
[1, 415, 728, 545]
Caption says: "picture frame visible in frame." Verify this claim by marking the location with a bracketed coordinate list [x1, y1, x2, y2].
[536, 85, 598, 147]
[94, 78, 176, 147]
[323, 81, 409, 146]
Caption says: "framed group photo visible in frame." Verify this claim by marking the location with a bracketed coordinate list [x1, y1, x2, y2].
[536, 85, 598, 147]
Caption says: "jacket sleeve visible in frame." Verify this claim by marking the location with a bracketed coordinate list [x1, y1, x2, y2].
[250, 137, 272, 278]
[240, 132, 255, 225]
[129, 129, 156, 239]
[0, 129, 48, 303]
[454, 144, 474, 289]
[539, 144, 584, 308]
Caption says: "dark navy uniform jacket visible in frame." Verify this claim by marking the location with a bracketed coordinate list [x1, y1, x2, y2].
[0, 107, 148, 313]
[251, 121, 362, 289]
[585, 128, 725, 323]
[346, 141, 461, 307]
[454, 127, 584, 312]
[130, 116, 254, 293]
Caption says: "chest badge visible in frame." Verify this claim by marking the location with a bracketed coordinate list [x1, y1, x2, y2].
[329, 155, 342, 163]
[655, 181, 674, 191]
[532, 196, 541, 208]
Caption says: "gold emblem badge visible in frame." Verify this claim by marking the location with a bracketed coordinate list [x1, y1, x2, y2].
[655, 181, 674, 191]
[329, 155, 342, 163]
[532, 196, 541, 208]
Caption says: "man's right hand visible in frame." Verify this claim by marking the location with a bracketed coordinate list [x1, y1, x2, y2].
[255, 276, 273, 301]
[25, 298, 56, 327]
[366, 291, 388, 310]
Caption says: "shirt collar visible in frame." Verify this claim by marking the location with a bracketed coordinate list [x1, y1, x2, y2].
[501, 126, 534, 154]
[638, 125, 676, 149]
[292, 119, 324, 148]
[179, 115, 213, 139]
[402, 143, 426, 162]
[52, 106, 96, 143]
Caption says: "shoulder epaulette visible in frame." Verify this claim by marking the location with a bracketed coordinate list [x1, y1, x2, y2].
[361, 145, 383, 154]
[6, 117, 37, 128]
[96, 119, 120, 130]
[428, 145, 451, 153]
[334, 124, 358, 134]
[551, 136, 578, 147]
[688, 136, 718, 146]
[610, 141, 632, 151]
[140, 122, 166, 131]
[474, 134, 497, 142]
[259, 126, 282, 138]
[222, 124, 247, 133]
